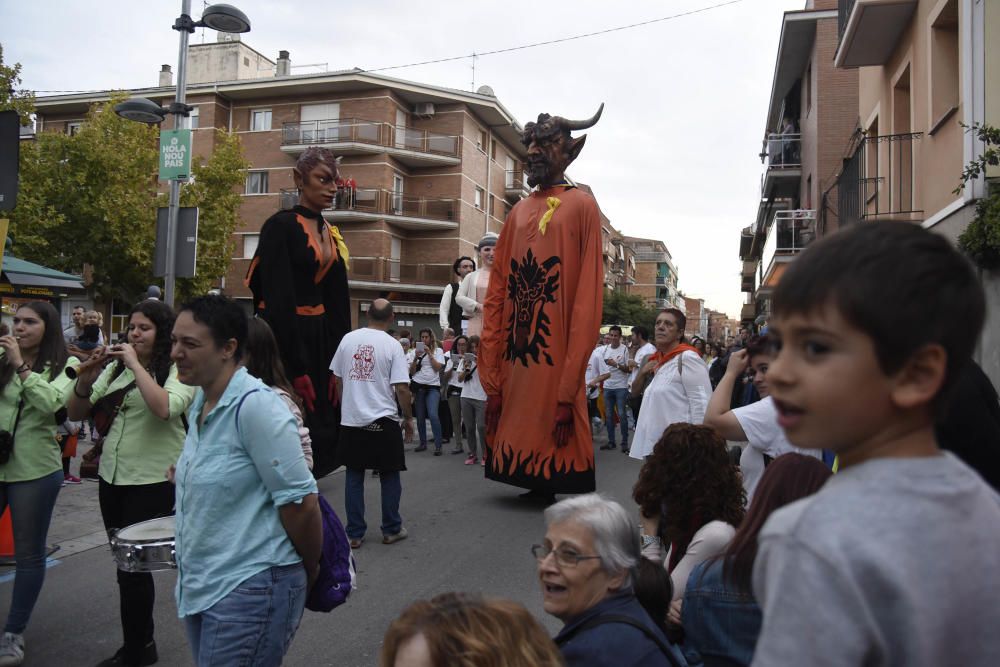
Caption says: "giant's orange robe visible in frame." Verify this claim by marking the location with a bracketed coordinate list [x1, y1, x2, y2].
[479, 185, 604, 494]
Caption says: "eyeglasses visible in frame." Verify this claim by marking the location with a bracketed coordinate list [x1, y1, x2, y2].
[531, 544, 602, 568]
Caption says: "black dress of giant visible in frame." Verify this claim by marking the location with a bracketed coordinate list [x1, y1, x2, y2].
[245, 205, 351, 477]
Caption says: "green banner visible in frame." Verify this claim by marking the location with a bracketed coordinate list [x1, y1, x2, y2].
[159, 129, 192, 180]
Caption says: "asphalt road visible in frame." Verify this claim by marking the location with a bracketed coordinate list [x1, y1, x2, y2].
[0, 428, 642, 666]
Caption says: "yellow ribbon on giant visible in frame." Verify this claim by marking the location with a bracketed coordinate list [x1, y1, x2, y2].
[328, 224, 350, 268]
[539, 197, 562, 235]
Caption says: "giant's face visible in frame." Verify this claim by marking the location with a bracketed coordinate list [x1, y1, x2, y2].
[522, 117, 572, 188]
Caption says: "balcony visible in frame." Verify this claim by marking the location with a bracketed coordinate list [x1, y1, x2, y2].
[654, 298, 671, 309]
[504, 170, 530, 200]
[282, 188, 459, 231]
[741, 302, 757, 322]
[347, 256, 453, 287]
[759, 210, 817, 294]
[760, 133, 801, 200]
[655, 276, 667, 286]
[741, 260, 758, 293]
[835, 0, 917, 68]
[635, 251, 669, 263]
[838, 132, 923, 226]
[281, 118, 461, 167]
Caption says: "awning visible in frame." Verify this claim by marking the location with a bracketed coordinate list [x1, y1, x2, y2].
[1, 256, 85, 292]
[361, 302, 438, 315]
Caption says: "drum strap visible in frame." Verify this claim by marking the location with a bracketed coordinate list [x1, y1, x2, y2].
[234, 389, 261, 439]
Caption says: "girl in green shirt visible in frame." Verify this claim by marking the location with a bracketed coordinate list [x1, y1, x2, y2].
[68, 300, 193, 667]
[0, 301, 77, 667]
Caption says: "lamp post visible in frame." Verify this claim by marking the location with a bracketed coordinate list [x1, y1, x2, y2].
[116, 1, 250, 307]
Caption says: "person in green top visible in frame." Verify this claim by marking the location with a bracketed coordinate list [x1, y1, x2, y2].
[0, 301, 78, 667]
[67, 300, 194, 667]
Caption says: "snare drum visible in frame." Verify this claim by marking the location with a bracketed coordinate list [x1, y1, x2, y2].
[111, 516, 176, 573]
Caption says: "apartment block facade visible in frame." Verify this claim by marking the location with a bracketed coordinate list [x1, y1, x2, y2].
[739, 0, 859, 324]
[624, 236, 683, 311]
[833, 0, 999, 384]
[31, 37, 532, 332]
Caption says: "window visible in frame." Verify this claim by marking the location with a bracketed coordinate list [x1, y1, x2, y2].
[392, 175, 405, 214]
[489, 195, 496, 217]
[189, 106, 199, 129]
[250, 109, 272, 131]
[490, 139, 497, 160]
[242, 234, 260, 259]
[929, 0, 959, 130]
[66, 122, 82, 136]
[245, 171, 268, 194]
[474, 187, 484, 210]
[477, 130, 487, 153]
[804, 61, 812, 116]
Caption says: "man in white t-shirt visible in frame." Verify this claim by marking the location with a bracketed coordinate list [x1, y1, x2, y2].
[704, 340, 821, 505]
[626, 325, 656, 426]
[331, 299, 414, 548]
[594, 326, 631, 452]
[585, 338, 605, 434]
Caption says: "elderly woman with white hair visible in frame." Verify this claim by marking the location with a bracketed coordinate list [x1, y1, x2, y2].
[535, 493, 687, 667]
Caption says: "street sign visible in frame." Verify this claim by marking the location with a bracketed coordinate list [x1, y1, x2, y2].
[0, 111, 19, 212]
[159, 128, 192, 181]
[154, 206, 198, 278]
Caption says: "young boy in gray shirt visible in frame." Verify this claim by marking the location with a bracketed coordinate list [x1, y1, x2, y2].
[751, 222, 1000, 666]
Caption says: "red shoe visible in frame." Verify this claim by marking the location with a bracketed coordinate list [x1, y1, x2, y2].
[63, 474, 82, 485]
[464, 454, 476, 465]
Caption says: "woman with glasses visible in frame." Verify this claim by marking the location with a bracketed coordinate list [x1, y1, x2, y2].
[536, 493, 687, 666]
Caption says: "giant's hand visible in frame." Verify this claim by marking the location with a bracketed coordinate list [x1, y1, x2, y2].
[485, 394, 503, 441]
[293, 375, 317, 413]
[553, 403, 574, 448]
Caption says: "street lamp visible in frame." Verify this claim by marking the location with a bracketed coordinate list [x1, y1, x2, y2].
[115, 1, 250, 307]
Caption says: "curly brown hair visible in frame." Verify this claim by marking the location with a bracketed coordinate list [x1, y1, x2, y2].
[633, 423, 745, 553]
[381, 592, 563, 667]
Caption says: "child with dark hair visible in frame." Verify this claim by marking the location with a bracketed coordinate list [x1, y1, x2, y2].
[752, 222, 1000, 665]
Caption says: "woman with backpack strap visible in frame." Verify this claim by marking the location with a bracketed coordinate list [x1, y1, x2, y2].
[0, 302, 79, 667]
[68, 300, 195, 667]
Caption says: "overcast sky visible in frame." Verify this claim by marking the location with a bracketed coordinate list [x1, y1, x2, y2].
[2, 0, 804, 318]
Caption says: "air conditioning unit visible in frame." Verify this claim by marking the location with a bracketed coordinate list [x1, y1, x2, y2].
[413, 102, 435, 117]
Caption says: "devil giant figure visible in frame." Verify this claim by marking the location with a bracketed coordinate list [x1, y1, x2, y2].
[479, 104, 605, 499]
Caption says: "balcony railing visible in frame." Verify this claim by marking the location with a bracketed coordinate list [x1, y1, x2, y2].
[838, 0, 856, 40]
[761, 210, 817, 285]
[635, 251, 669, 263]
[504, 169, 528, 194]
[655, 276, 667, 286]
[347, 256, 453, 286]
[762, 132, 801, 170]
[280, 187, 458, 224]
[281, 117, 461, 160]
[838, 132, 923, 226]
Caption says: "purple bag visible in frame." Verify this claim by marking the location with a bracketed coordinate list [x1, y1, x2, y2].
[306, 494, 357, 612]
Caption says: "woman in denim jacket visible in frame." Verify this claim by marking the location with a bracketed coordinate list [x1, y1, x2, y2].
[681, 454, 830, 666]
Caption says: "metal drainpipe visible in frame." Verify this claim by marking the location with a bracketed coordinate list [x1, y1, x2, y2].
[484, 126, 492, 235]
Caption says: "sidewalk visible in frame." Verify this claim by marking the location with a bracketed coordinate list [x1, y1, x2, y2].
[44, 442, 109, 560]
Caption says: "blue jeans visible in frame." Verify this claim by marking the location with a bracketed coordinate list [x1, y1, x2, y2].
[604, 387, 630, 446]
[345, 468, 402, 539]
[0, 470, 63, 634]
[183, 563, 306, 667]
[413, 384, 442, 449]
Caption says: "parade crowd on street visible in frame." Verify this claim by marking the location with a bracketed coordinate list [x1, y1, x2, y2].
[0, 127, 998, 667]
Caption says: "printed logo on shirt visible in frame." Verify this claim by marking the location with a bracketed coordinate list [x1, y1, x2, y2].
[505, 249, 560, 368]
[349, 344, 376, 382]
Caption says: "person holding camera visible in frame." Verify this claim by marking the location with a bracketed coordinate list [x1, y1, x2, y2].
[67, 300, 194, 667]
[408, 329, 445, 455]
[0, 302, 79, 666]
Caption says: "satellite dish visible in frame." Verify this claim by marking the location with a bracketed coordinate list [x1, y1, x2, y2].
[476, 85, 495, 97]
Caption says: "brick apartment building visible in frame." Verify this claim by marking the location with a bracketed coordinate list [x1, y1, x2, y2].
[738, 0, 858, 325]
[623, 236, 683, 311]
[683, 295, 707, 339]
[31, 36, 537, 332]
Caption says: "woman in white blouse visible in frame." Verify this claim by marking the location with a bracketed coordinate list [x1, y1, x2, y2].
[628, 308, 712, 461]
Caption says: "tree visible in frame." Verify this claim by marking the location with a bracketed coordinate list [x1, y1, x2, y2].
[0, 44, 35, 126]
[11, 92, 249, 304]
[177, 129, 249, 301]
[954, 123, 1000, 270]
[602, 289, 658, 332]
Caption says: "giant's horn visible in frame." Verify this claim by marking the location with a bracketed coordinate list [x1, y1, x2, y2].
[560, 103, 605, 132]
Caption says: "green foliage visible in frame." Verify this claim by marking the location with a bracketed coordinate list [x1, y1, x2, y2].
[10, 92, 160, 302]
[177, 129, 249, 301]
[0, 44, 35, 125]
[10, 91, 249, 304]
[602, 289, 658, 332]
[955, 123, 1000, 270]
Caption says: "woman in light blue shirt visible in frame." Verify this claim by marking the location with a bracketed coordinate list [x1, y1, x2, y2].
[170, 295, 320, 667]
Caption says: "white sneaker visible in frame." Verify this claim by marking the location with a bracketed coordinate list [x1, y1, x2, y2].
[0, 632, 24, 667]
